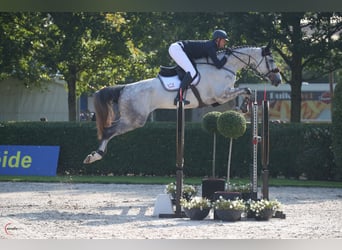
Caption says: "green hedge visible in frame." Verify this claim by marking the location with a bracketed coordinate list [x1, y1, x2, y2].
[0, 121, 338, 181]
[332, 81, 342, 180]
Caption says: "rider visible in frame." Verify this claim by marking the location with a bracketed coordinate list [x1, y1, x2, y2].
[169, 29, 229, 105]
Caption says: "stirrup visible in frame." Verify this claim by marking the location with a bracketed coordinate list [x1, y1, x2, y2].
[174, 97, 190, 105]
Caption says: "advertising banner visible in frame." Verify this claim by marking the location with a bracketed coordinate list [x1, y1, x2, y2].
[240, 83, 335, 122]
[0, 145, 60, 176]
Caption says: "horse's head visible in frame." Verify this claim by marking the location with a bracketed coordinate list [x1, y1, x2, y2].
[259, 44, 282, 86]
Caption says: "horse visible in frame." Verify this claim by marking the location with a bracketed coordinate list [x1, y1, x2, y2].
[83, 44, 282, 164]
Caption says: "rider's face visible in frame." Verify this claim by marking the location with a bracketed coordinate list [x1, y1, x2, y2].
[217, 38, 227, 49]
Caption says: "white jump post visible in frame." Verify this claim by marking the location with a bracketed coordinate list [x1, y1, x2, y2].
[251, 90, 259, 200]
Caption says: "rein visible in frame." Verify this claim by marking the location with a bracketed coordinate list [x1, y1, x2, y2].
[226, 48, 279, 82]
[196, 58, 236, 76]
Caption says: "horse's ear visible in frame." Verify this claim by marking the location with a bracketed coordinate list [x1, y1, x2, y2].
[262, 42, 272, 56]
[266, 41, 272, 49]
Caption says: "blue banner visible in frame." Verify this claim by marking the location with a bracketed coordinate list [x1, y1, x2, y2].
[0, 145, 60, 176]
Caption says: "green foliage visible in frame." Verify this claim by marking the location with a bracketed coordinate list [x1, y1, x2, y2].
[332, 81, 342, 179]
[217, 111, 246, 139]
[230, 12, 342, 122]
[202, 111, 221, 134]
[296, 127, 336, 180]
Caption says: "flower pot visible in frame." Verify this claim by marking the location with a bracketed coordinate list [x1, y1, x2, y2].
[215, 209, 243, 222]
[255, 209, 274, 221]
[183, 208, 211, 220]
[212, 192, 241, 220]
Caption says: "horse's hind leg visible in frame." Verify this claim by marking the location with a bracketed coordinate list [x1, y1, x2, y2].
[83, 139, 108, 164]
[83, 121, 119, 164]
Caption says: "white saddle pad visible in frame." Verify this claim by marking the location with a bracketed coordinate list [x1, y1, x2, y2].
[158, 75, 181, 91]
[158, 74, 200, 91]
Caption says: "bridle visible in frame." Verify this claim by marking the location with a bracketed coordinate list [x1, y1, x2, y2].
[225, 47, 280, 81]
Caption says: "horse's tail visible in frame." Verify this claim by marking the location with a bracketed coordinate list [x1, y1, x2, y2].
[94, 88, 114, 140]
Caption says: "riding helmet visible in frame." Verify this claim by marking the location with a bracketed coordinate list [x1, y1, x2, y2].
[212, 30, 228, 41]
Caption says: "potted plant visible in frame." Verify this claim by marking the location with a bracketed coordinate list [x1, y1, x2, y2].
[180, 196, 212, 220]
[201, 112, 226, 201]
[217, 111, 247, 190]
[202, 111, 222, 178]
[212, 196, 246, 222]
[246, 199, 282, 221]
[165, 182, 197, 201]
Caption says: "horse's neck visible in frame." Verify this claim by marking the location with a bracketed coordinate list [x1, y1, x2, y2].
[225, 47, 261, 72]
[195, 47, 261, 74]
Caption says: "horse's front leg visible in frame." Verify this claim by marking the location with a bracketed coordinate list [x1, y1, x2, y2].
[220, 87, 252, 113]
[238, 88, 252, 113]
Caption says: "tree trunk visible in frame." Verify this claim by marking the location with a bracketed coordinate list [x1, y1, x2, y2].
[67, 65, 77, 121]
[290, 65, 302, 123]
[226, 138, 233, 191]
[212, 133, 216, 178]
[289, 14, 303, 123]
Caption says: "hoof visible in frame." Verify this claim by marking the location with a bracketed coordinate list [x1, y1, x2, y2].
[83, 151, 103, 164]
[240, 96, 250, 113]
[244, 88, 252, 95]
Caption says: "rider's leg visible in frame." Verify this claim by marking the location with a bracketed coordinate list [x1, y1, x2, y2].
[174, 72, 192, 105]
[169, 42, 197, 104]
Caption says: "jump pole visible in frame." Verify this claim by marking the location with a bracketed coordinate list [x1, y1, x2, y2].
[250, 89, 269, 200]
[250, 89, 286, 219]
[250, 90, 259, 200]
[159, 89, 186, 218]
[261, 96, 270, 200]
[173, 95, 185, 217]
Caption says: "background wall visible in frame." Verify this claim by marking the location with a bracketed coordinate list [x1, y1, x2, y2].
[0, 78, 68, 122]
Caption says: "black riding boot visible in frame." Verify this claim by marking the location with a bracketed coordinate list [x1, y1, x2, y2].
[174, 72, 193, 105]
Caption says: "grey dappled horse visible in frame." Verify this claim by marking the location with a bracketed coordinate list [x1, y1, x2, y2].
[84, 45, 281, 164]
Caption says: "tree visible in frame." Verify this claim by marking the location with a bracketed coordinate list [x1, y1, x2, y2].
[0, 12, 142, 121]
[230, 12, 342, 122]
[41, 13, 132, 121]
[0, 13, 54, 84]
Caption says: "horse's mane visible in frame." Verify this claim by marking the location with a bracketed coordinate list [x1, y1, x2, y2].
[231, 45, 259, 50]
[216, 45, 260, 56]
[196, 45, 262, 64]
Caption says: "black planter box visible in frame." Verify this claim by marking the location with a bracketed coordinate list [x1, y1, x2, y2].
[201, 178, 226, 201]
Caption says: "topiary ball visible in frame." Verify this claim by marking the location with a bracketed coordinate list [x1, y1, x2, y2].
[202, 111, 221, 134]
[217, 110, 247, 139]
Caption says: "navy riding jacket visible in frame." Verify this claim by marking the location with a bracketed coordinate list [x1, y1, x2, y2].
[180, 40, 227, 69]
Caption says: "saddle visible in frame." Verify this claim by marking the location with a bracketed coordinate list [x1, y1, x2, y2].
[157, 65, 207, 107]
[159, 65, 186, 78]
[158, 65, 199, 91]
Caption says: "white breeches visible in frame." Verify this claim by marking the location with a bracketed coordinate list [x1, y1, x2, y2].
[169, 42, 199, 83]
